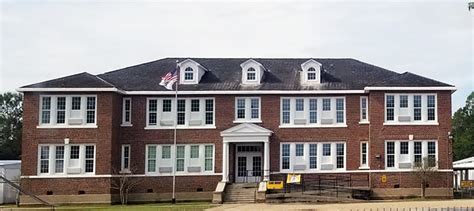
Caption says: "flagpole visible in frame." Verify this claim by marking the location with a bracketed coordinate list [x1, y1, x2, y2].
[172, 60, 178, 204]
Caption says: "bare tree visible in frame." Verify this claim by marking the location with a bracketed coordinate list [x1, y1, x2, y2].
[413, 156, 438, 199]
[110, 167, 142, 205]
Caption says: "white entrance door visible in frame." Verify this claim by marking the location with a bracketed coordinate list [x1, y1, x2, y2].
[235, 144, 262, 183]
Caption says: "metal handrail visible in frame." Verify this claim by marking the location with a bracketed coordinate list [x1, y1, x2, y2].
[0, 175, 54, 210]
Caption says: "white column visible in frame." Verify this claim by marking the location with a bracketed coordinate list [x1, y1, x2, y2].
[222, 142, 229, 182]
[263, 141, 270, 181]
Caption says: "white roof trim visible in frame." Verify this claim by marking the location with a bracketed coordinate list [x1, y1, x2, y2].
[16, 87, 125, 93]
[364, 86, 456, 91]
[16, 86, 456, 94]
[126, 90, 365, 95]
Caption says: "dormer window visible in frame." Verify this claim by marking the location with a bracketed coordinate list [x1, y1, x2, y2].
[247, 68, 256, 81]
[184, 67, 194, 81]
[240, 59, 266, 85]
[301, 59, 322, 85]
[178, 59, 208, 85]
[307, 67, 317, 81]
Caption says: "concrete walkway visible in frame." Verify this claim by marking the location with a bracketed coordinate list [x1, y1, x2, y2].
[208, 199, 474, 211]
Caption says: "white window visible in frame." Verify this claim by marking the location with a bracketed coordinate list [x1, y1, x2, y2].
[295, 144, 304, 157]
[39, 95, 97, 127]
[38, 144, 95, 175]
[427, 141, 437, 167]
[360, 142, 368, 168]
[184, 67, 194, 81]
[146, 98, 215, 129]
[146, 144, 215, 175]
[147, 146, 157, 172]
[281, 144, 290, 170]
[204, 145, 214, 171]
[386, 142, 395, 168]
[386, 95, 395, 121]
[385, 94, 437, 124]
[385, 140, 438, 169]
[234, 97, 261, 122]
[309, 144, 317, 169]
[427, 95, 436, 121]
[307, 67, 317, 81]
[247, 67, 256, 81]
[280, 97, 346, 127]
[280, 142, 345, 172]
[40, 146, 50, 174]
[336, 143, 345, 169]
[360, 97, 369, 123]
[121, 145, 130, 172]
[122, 98, 132, 126]
[55, 146, 64, 173]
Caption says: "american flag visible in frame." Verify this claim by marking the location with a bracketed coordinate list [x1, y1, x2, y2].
[159, 67, 179, 90]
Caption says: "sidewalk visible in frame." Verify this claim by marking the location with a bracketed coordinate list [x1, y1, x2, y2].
[207, 199, 474, 211]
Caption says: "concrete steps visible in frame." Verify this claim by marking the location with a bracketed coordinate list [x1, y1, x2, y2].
[224, 183, 257, 203]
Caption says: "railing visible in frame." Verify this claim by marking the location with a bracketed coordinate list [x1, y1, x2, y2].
[267, 173, 371, 200]
[0, 175, 55, 210]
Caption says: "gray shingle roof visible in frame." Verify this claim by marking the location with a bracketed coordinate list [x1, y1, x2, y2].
[21, 58, 453, 91]
[21, 72, 114, 88]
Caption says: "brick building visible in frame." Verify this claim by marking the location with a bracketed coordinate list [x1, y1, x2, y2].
[17, 58, 455, 204]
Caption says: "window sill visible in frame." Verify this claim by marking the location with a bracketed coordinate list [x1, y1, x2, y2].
[119, 169, 132, 174]
[358, 166, 370, 170]
[36, 125, 98, 129]
[27, 174, 98, 178]
[233, 120, 262, 124]
[359, 121, 370, 125]
[121, 123, 133, 127]
[144, 126, 216, 130]
[383, 122, 439, 126]
[279, 124, 347, 128]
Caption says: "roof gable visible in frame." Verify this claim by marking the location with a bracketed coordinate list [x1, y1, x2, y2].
[221, 123, 273, 137]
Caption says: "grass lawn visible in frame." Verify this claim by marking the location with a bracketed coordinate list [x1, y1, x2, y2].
[1, 202, 218, 211]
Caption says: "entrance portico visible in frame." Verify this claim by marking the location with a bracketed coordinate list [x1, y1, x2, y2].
[220, 123, 273, 183]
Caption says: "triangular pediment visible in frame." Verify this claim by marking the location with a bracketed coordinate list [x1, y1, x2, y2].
[221, 123, 272, 137]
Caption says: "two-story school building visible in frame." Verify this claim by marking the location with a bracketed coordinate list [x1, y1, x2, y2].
[18, 58, 456, 204]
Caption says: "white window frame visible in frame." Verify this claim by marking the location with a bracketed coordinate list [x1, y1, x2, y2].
[384, 140, 438, 170]
[145, 97, 215, 129]
[234, 97, 261, 123]
[184, 67, 194, 81]
[145, 144, 216, 176]
[38, 95, 97, 128]
[280, 142, 346, 173]
[280, 97, 346, 128]
[37, 144, 96, 176]
[246, 67, 257, 81]
[359, 96, 369, 124]
[122, 98, 132, 126]
[359, 141, 369, 169]
[384, 93, 438, 125]
[121, 145, 131, 173]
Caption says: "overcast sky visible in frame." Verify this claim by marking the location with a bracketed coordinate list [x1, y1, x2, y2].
[1, 0, 472, 113]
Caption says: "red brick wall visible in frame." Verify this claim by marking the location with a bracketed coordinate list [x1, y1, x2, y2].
[20, 90, 453, 196]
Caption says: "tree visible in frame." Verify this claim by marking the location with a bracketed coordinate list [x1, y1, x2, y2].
[0, 92, 23, 160]
[452, 92, 474, 161]
[413, 156, 438, 199]
[110, 167, 142, 205]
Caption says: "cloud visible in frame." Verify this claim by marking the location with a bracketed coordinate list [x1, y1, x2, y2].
[1, 1, 472, 111]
